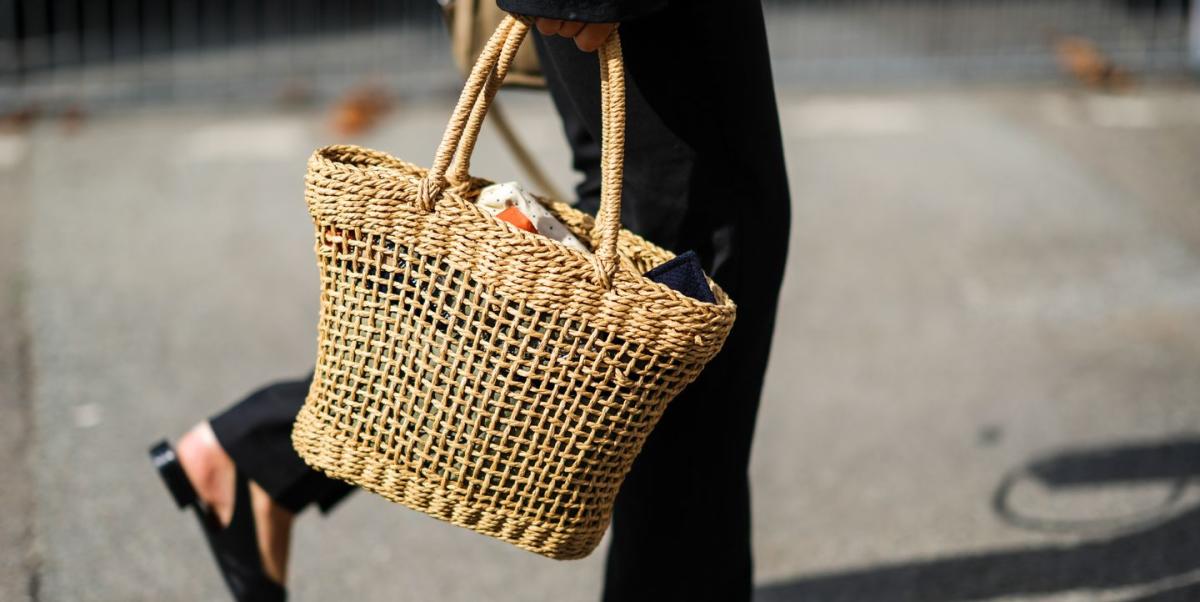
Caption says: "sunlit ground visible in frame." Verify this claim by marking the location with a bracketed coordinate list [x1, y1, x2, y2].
[2, 83, 1199, 600]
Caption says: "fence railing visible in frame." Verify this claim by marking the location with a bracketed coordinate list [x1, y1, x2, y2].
[0, 0, 1195, 112]
[765, 0, 1195, 87]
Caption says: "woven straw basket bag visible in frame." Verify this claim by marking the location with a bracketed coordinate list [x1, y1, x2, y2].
[291, 16, 736, 560]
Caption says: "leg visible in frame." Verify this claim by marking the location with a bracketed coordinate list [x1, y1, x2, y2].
[208, 375, 354, 514]
[173, 375, 354, 586]
[544, 75, 603, 215]
[535, 2, 791, 599]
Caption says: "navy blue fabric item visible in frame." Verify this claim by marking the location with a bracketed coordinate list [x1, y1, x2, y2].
[644, 250, 716, 304]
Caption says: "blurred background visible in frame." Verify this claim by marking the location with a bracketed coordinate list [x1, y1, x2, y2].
[2, 1, 1199, 600]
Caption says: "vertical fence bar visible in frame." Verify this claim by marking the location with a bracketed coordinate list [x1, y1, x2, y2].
[49, 0, 80, 103]
[1191, 0, 1200, 70]
[18, 0, 47, 105]
[0, 0, 20, 109]
[79, 0, 109, 105]
[141, 0, 169, 102]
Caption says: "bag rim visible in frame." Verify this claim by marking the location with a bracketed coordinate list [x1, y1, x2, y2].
[307, 144, 738, 324]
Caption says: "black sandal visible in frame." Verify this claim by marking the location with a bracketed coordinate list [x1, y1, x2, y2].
[149, 440, 287, 602]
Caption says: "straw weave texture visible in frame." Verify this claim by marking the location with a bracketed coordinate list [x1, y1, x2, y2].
[291, 17, 736, 559]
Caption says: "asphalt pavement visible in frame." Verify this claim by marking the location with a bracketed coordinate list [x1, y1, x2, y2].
[3, 85, 1200, 601]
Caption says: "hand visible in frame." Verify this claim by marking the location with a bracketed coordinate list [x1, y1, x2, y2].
[534, 19, 616, 52]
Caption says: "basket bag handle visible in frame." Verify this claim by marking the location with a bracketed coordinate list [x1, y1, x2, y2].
[417, 15, 626, 288]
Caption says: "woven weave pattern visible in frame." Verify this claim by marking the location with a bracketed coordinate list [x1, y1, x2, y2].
[291, 18, 736, 559]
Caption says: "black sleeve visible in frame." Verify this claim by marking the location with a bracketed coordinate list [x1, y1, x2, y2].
[496, 0, 668, 23]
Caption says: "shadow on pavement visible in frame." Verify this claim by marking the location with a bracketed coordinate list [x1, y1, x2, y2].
[1125, 581, 1200, 602]
[756, 436, 1200, 602]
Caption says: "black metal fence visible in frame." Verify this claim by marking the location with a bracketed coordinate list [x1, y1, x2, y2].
[1, 0, 1196, 111]
[0, 0, 451, 111]
[765, 0, 1195, 87]
[2, 1, 439, 69]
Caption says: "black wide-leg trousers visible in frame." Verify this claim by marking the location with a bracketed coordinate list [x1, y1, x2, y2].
[211, 3, 789, 600]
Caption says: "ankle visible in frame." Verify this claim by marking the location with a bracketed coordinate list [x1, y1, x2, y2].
[176, 422, 236, 524]
[250, 482, 294, 584]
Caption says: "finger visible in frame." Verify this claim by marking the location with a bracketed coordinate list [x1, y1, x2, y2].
[536, 18, 562, 36]
[574, 23, 615, 53]
[557, 21, 585, 38]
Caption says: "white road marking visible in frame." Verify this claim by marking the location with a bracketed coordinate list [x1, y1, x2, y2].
[784, 98, 924, 137]
[1086, 95, 1158, 129]
[0, 133, 29, 169]
[178, 117, 307, 162]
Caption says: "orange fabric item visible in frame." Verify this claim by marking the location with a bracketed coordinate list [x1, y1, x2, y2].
[496, 205, 538, 233]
